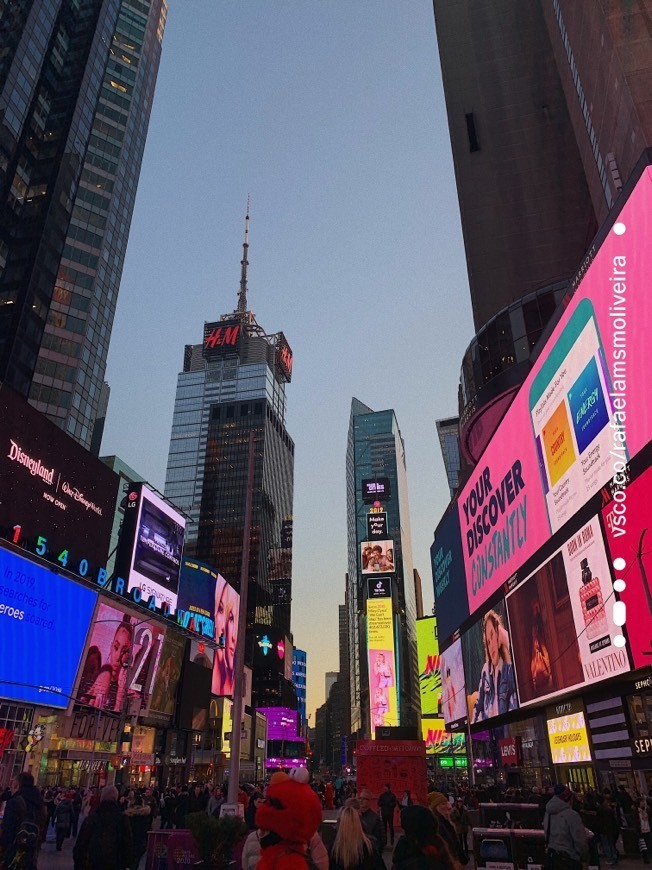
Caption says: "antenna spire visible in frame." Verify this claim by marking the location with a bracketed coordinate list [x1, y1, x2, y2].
[237, 196, 250, 319]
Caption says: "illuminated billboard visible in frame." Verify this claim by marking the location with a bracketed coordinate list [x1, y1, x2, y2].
[116, 483, 185, 613]
[362, 477, 390, 503]
[366, 597, 398, 736]
[367, 510, 388, 541]
[461, 599, 518, 724]
[439, 637, 467, 730]
[602, 461, 652, 668]
[148, 631, 185, 721]
[177, 558, 218, 640]
[0, 386, 118, 580]
[361, 540, 394, 574]
[506, 517, 629, 707]
[211, 574, 240, 697]
[76, 601, 165, 715]
[0, 549, 97, 708]
[421, 719, 466, 755]
[433, 166, 652, 626]
[546, 710, 592, 764]
[203, 319, 241, 358]
[258, 707, 299, 741]
[416, 616, 441, 718]
[274, 332, 293, 382]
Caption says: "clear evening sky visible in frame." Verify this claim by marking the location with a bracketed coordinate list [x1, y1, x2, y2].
[102, 0, 474, 722]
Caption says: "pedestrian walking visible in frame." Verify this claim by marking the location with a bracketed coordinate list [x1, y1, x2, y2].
[53, 792, 74, 851]
[377, 784, 398, 848]
[0, 772, 47, 870]
[330, 805, 385, 870]
[543, 785, 588, 870]
[357, 790, 385, 854]
[451, 797, 471, 863]
[73, 785, 133, 870]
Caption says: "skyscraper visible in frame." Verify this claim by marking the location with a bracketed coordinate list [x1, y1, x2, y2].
[433, 1, 652, 467]
[164, 210, 295, 705]
[345, 399, 419, 738]
[0, 0, 166, 449]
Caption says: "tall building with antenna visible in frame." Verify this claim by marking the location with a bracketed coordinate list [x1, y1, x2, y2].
[164, 209, 296, 707]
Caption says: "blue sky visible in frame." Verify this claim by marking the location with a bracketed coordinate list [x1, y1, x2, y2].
[102, 0, 474, 719]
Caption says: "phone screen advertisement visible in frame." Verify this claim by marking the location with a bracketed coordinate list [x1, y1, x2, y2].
[529, 300, 621, 533]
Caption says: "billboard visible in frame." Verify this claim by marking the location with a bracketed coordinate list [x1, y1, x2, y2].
[416, 616, 441, 718]
[367, 510, 388, 541]
[275, 332, 293, 382]
[362, 477, 391, 503]
[461, 598, 518, 724]
[433, 167, 652, 624]
[361, 540, 394, 573]
[176, 558, 218, 640]
[366, 597, 398, 735]
[211, 574, 240, 697]
[546, 710, 592, 764]
[602, 463, 652, 668]
[76, 601, 165, 715]
[115, 483, 185, 613]
[0, 386, 118, 579]
[439, 637, 467, 730]
[506, 517, 629, 708]
[178, 649, 212, 731]
[431, 508, 469, 645]
[203, 319, 241, 358]
[148, 631, 185, 720]
[0, 548, 97, 707]
[421, 719, 466, 755]
[258, 706, 299, 741]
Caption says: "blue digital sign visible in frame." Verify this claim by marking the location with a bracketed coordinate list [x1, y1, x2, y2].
[0, 548, 97, 707]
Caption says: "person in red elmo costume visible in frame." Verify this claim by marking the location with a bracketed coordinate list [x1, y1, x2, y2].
[255, 770, 323, 869]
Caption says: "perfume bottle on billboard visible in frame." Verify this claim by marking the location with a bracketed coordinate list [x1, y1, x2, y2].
[579, 558, 608, 639]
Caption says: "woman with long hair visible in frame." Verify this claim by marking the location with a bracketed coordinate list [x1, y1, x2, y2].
[471, 609, 517, 723]
[330, 806, 385, 870]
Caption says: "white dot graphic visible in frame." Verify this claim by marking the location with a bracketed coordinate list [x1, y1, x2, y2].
[613, 557, 626, 570]
[614, 634, 627, 648]
[613, 222, 626, 236]
[614, 579, 626, 593]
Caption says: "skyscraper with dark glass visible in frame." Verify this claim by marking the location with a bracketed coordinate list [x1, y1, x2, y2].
[345, 398, 419, 739]
[0, 0, 166, 449]
[164, 212, 296, 705]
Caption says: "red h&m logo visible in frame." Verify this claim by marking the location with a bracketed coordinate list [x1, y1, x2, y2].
[204, 324, 240, 349]
[278, 343, 293, 376]
[424, 655, 440, 675]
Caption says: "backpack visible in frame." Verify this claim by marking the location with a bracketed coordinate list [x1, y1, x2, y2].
[11, 796, 44, 870]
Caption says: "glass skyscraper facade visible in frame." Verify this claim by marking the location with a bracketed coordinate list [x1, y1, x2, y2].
[0, 0, 166, 449]
[345, 398, 419, 738]
[436, 417, 462, 498]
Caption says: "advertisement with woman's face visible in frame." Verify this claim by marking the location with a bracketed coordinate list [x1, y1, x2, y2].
[462, 599, 519, 725]
[76, 602, 164, 714]
[439, 637, 467, 729]
[211, 574, 240, 697]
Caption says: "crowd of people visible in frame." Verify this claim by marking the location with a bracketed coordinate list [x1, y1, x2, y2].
[1, 771, 651, 869]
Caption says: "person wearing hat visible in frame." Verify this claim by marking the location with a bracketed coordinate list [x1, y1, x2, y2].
[428, 792, 466, 865]
[543, 785, 588, 870]
[393, 805, 456, 869]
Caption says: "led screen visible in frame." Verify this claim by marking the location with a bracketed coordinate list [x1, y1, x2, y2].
[439, 637, 467, 730]
[367, 597, 398, 736]
[433, 168, 652, 625]
[430, 508, 468, 644]
[506, 516, 629, 707]
[602, 462, 652, 668]
[362, 477, 391, 503]
[361, 540, 395, 574]
[0, 548, 97, 707]
[421, 719, 466, 755]
[148, 631, 185, 720]
[124, 485, 185, 612]
[416, 616, 441, 718]
[76, 601, 164, 715]
[367, 511, 388, 541]
[258, 707, 298, 741]
[176, 558, 218, 640]
[546, 711, 592, 764]
[211, 574, 240, 697]
[0, 386, 118, 579]
[461, 599, 518, 724]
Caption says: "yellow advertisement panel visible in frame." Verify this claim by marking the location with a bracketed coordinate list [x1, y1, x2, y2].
[421, 719, 466, 755]
[546, 711, 592, 764]
[416, 616, 441, 717]
[367, 598, 398, 737]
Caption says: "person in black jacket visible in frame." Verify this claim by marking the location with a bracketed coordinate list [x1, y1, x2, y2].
[54, 792, 75, 851]
[392, 806, 456, 870]
[73, 785, 133, 870]
[377, 785, 398, 847]
[0, 772, 47, 869]
[427, 792, 466, 865]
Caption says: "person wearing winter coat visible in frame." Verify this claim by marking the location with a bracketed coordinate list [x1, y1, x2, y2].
[450, 798, 471, 863]
[543, 786, 588, 870]
[330, 806, 385, 870]
[54, 793, 75, 851]
[392, 805, 456, 870]
[636, 798, 652, 865]
[0, 772, 47, 868]
[73, 785, 133, 870]
[241, 827, 330, 869]
[427, 792, 466, 866]
[125, 796, 152, 868]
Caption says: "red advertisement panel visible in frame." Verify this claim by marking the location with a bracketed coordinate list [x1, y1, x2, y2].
[356, 740, 428, 809]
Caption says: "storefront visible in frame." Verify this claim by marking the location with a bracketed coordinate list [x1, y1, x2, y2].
[37, 708, 119, 788]
[625, 673, 652, 795]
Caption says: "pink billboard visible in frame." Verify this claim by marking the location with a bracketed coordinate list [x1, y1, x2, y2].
[458, 167, 652, 618]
